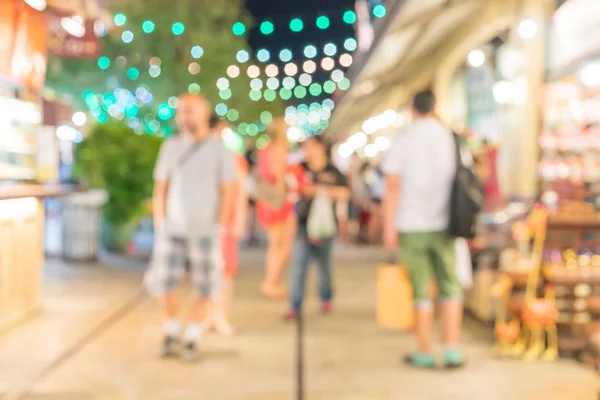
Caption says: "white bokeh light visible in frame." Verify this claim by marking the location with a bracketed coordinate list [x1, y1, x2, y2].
[518, 19, 538, 40]
[468, 49, 485, 67]
[303, 60, 317, 74]
[227, 65, 240, 78]
[247, 65, 260, 78]
[72, 111, 87, 127]
[266, 64, 279, 77]
[284, 63, 298, 76]
[321, 57, 335, 71]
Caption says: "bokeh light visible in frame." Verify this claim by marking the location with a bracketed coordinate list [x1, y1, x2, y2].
[309, 83, 322, 96]
[149, 57, 161, 66]
[344, 38, 358, 52]
[299, 73, 312, 86]
[142, 20, 155, 33]
[219, 89, 232, 100]
[249, 90, 262, 101]
[232, 22, 246, 35]
[373, 5, 387, 18]
[321, 57, 335, 71]
[98, 56, 110, 70]
[126, 67, 139, 80]
[227, 109, 239, 122]
[227, 65, 240, 78]
[191, 46, 204, 59]
[149, 65, 161, 78]
[264, 89, 277, 102]
[188, 62, 201, 75]
[304, 45, 317, 59]
[121, 30, 134, 43]
[290, 18, 303, 32]
[338, 77, 351, 90]
[260, 20, 274, 35]
[114, 13, 126, 26]
[282, 77, 296, 89]
[236, 50, 250, 63]
[340, 53, 353, 67]
[266, 64, 279, 77]
[215, 103, 228, 116]
[250, 78, 263, 90]
[279, 49, 293, 62]
[257, 48, 270, 62]
[316, 15, 330, 29]
[294, 86, 307, 99]
[324, 43, 337, 56]
[343, 10, 357, 24]
[217, 77, 230, 90]
[188, 83, 201, 94]
[260, 111, 273, 124]
[331, 69, 344, 83]
[247, 65, 260, 78]
[267, 77, 280, 90]
[280, 88, 292, 100]
[323, 80, 336, 94]
[172, 22, 185, 35]
[303, 60, 317, 73]
[284, 63, 298, 76]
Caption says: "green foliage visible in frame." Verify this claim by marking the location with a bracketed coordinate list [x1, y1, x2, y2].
[74, 122, 162, 225]
[45, 0, 283, 131]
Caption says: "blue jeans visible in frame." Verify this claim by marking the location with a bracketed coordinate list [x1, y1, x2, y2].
[290, 226, 334, 311]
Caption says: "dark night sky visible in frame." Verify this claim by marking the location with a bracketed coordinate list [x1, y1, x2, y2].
[243, 0, 357, 106]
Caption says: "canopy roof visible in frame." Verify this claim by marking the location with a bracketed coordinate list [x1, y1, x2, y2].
[327, 0, 523, 139]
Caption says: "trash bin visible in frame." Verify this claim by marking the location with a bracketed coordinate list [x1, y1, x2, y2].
[61, 190, 108, 262]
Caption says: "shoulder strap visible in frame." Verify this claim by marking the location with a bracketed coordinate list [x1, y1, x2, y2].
[168, 139, 207, 179]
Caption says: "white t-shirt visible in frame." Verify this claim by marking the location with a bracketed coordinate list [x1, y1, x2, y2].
[382, 118, 456, 233]
[154, 134, 236, 235]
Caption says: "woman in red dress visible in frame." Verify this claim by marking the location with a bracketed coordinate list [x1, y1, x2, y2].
[257, 119, 295, 299]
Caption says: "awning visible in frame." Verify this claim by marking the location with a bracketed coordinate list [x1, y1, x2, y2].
[327, 0, 524, 140]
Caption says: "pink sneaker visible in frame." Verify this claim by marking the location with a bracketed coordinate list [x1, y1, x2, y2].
[321, 301, 333, 314]
[282, 309, 298, 321]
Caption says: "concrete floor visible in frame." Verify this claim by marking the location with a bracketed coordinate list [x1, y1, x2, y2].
[0, 248, 597, 400]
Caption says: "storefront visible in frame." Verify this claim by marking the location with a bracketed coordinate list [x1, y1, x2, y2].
[0, 0, 73, 331]
[328, 0, 599, 365]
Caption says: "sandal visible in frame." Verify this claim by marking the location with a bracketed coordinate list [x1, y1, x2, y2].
[261, 282, 287, 300]
[402, 353, 435, 369]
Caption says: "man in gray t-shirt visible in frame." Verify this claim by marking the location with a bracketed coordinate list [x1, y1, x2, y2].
[144, 93, 236, 361]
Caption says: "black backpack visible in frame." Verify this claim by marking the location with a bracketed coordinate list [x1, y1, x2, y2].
[448, 133, 485, 239]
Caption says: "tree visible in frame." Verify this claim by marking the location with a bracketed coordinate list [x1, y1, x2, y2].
[46, 0, 283, 137]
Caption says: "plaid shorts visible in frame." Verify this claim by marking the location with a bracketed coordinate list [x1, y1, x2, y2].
[144, 227, 223, 299]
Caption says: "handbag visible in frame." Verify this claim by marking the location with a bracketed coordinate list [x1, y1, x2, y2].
[252, 169, 286, 209]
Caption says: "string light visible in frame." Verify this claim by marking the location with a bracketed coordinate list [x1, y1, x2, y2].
[260, 20, 274, 35]
[217, 78, 230, 90]
[142, 20, 155, 33]
[98, 56, 110, 70]
[188, 83, 201, 94]
[331, 69, 344, 83]
[232, 22, 246, 36]
[297, 74, 312, 88]
[304, 45, 317, 59]
[121, 30, 134, 43]
[290, 18, 304, 32]
[280, 88, 292, 100]
[215, 103, 228, 116]
[321, 57, 335, 71]
[284, 63, 298, 76]
[114, 13, 127, 26]
[250, 78, 263, 90]
[188, 62, 201, 75]
[260, 111, 273, 124]
[172, 22, 185, 35]
[264, 89, 277, 102]
[236, 50, 250, 63]
[343, 10, 357, 24]
[324, 43, 337, 56]
[149, 65, 161, 78]
[316, 15, 330, 29]
[249, 90, 262, 101]
[126, 67, 139, 80]
[340, 53, 353, 67]
[247, 65, 260, 78]
[219, 89, 232, 100]
[323, 80, 337, 94]
[303, 60, 316, 74]
[294, 86, 307, 99]
[257, 48, 270, 62]
[191, 46, 204, 59]
[279, 49, 293, 62]
[309, 83, 322, 96]
[338, 77, 351, 90]
[266, 64, 279, 77]
[266, 77, 280, 90]
[149, 57, 161, 66]
[283, 77, 295, 89]
[373, 5, 387, 18]
[344, 38, 358, 52]
[227, 65, 240, 78]
[227, 109, 239, 122]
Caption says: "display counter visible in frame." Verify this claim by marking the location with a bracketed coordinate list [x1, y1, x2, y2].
[0, 184, 79, 332]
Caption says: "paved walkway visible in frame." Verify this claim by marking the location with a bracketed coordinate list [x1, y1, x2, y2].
[0, 248, 597, 400]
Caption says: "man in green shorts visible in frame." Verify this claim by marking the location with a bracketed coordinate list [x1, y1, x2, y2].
[382, 89, 464, 369]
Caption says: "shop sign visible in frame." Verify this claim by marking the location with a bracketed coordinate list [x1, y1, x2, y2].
[552, 0, 600, 67]
[10, 2, 49, 89]
[0, 0, 17, 80]
[48, 14, 100, 59]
